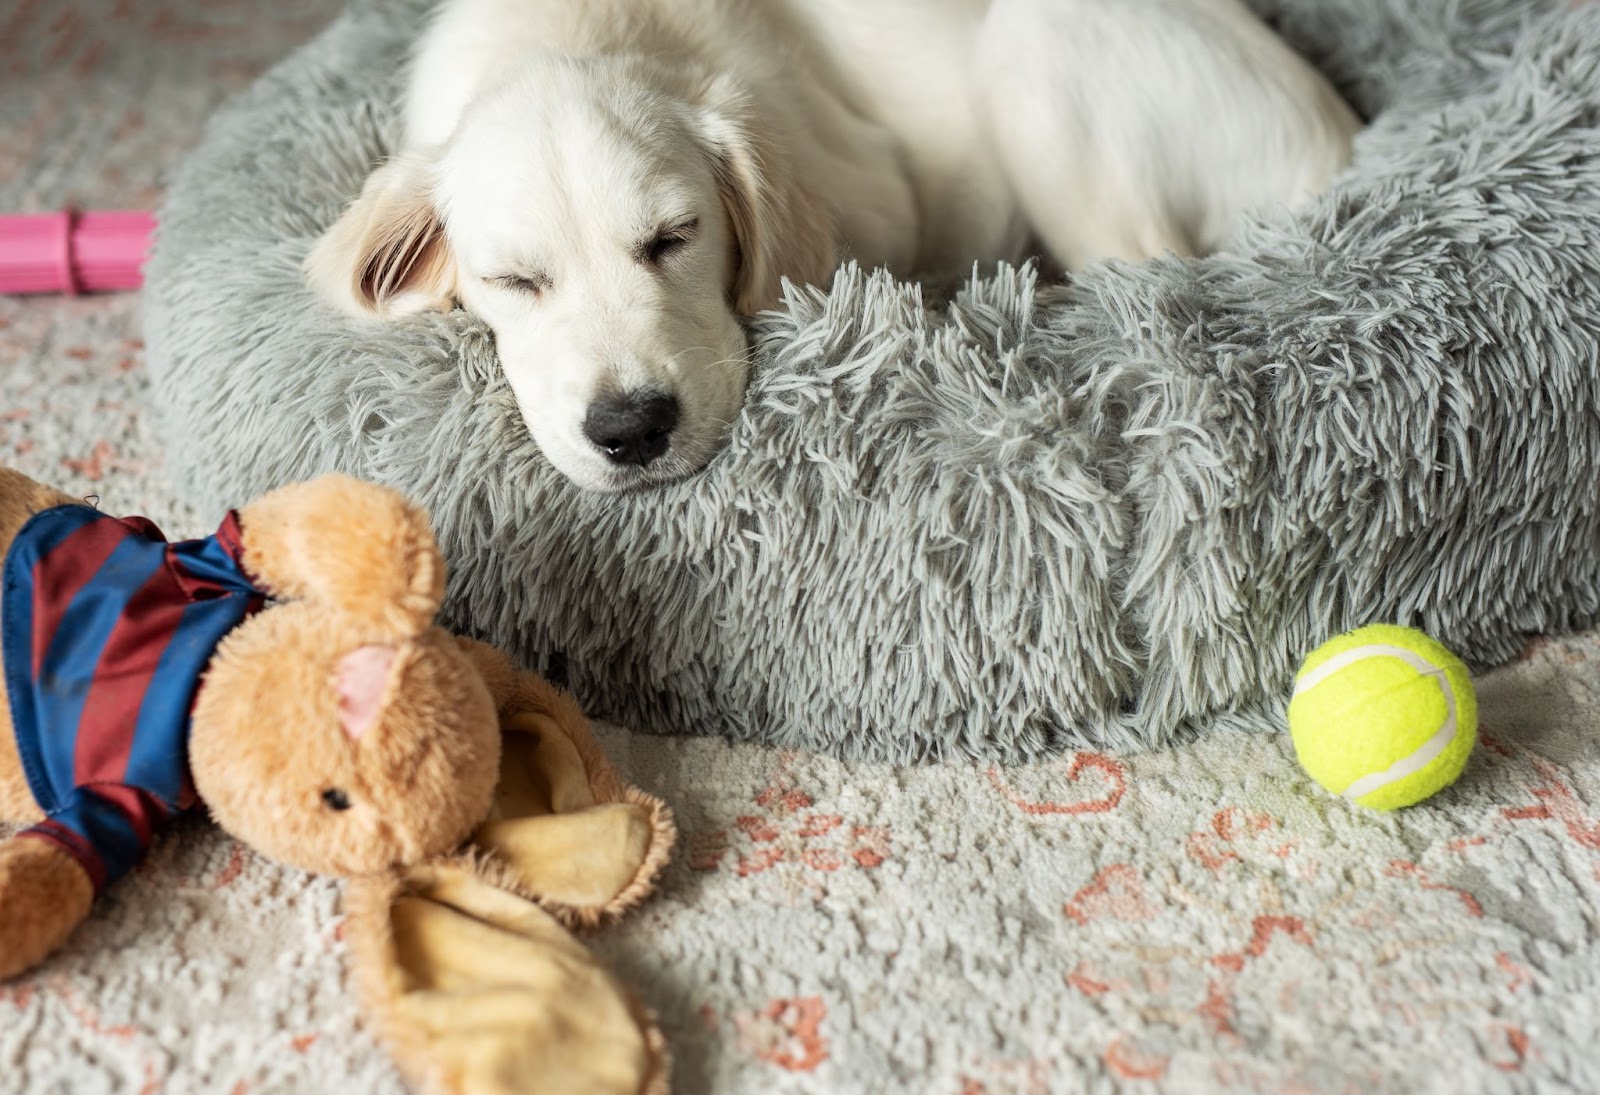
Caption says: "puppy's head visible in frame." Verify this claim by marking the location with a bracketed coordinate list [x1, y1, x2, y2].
[307, 56, 838, 492]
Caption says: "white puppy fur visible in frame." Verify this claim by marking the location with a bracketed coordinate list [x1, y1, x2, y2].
[308, 0, 1360, 492]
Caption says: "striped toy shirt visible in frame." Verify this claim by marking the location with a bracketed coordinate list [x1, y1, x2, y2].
[2, 503, 265, 891]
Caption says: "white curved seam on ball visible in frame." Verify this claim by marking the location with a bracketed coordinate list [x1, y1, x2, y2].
[1292, 643, 1460, 801]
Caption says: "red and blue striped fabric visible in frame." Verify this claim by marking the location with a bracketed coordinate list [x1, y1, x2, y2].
[2, 504, 265, 892]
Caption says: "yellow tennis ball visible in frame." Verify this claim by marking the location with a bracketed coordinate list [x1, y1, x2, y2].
[1287, 624, 1477, 811]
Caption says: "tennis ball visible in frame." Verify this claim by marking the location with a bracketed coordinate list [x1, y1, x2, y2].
[1287, 624, 1477, 811]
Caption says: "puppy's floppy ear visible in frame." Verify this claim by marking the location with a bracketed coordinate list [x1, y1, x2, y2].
[696, 77, 839, 315]
[305, 152, 457, 318]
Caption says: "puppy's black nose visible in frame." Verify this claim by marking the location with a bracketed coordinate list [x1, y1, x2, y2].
[582, 390, 680, 467]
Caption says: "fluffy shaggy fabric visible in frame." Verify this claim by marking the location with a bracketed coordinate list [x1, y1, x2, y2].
[144, 0, 1600, 763]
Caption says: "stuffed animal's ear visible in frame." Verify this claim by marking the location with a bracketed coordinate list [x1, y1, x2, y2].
[458, 645, 676, 925]
[235, 475, 444, 639]
[344, 860, 670, 1095]
[335, 644, 399, 743]
[696, 75, 839, 315]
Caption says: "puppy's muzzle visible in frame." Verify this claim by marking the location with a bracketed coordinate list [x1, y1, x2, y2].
[582, 389, 681, 468]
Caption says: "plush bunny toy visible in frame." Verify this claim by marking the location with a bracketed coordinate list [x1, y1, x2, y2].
[0, 466, 508, 979]
[0, 465, 677, 1093]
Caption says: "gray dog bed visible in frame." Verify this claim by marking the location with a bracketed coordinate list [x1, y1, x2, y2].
[144, 0, 1600, 763]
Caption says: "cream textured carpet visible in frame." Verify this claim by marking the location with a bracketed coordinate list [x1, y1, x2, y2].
[3, 2, 1599, 1092]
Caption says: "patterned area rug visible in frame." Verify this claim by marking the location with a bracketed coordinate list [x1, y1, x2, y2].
[3, 2, 1598, 1091]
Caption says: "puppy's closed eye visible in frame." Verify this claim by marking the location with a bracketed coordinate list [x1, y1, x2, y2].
[490, 272, 552, 297]
[638, 218, 699, 267]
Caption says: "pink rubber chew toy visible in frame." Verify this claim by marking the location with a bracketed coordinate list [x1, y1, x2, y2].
[0, 210, 155, 295]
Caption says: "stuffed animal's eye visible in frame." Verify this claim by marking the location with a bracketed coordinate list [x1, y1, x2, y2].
[321, 788, 352, 812]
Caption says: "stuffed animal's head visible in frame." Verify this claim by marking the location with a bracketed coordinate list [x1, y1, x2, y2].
[185, 475, 502, 877]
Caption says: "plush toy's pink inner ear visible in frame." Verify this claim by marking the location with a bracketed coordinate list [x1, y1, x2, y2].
[335, 644, 398, 743]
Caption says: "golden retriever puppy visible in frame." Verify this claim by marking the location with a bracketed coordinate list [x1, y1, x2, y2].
[309, 0, 1358, 491]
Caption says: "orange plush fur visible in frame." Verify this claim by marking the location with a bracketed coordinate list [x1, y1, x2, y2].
[341, 669, 679, 1095]
[0, 468, 672, 997]
[0, 467, 77, 825]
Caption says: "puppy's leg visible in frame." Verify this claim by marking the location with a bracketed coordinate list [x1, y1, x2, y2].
[974, 0, 1194, 269]
[976, 0, 1358, 270]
